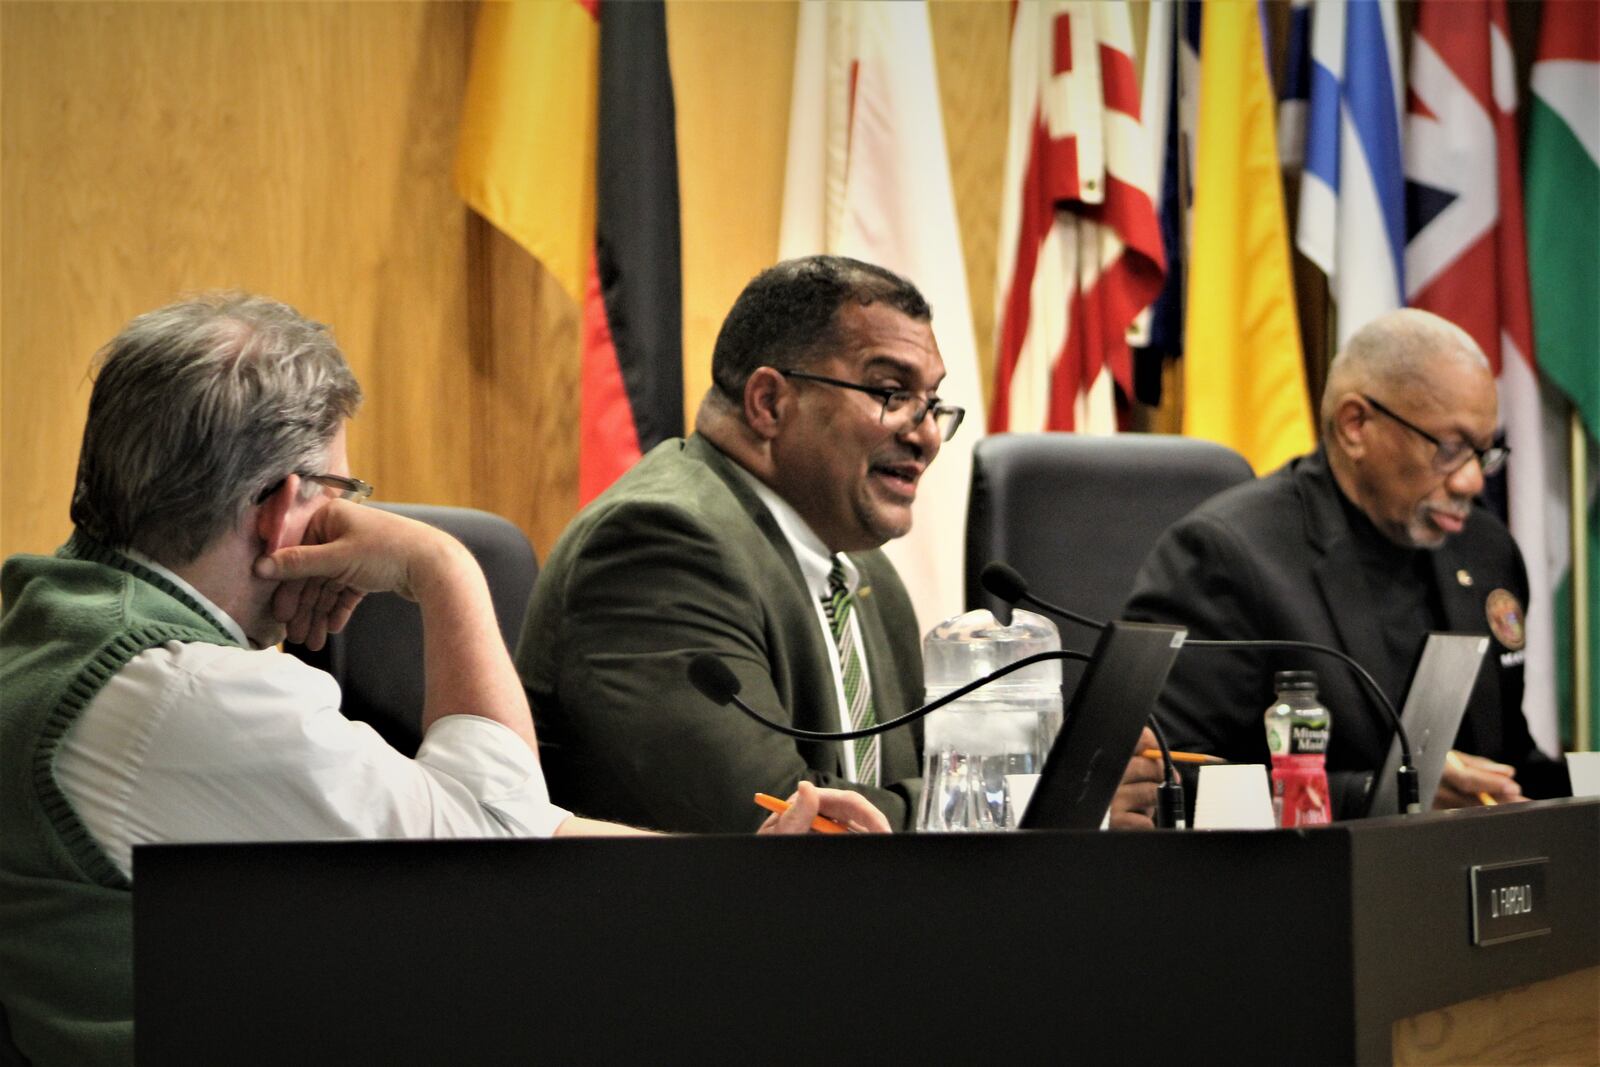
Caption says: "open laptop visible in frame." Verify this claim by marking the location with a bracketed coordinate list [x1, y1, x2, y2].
[1019, 620, 1187, 830]
[1365, 632, 1490, 817]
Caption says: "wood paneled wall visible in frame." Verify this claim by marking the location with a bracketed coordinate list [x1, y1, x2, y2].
[2, 2, 486, 553]
[0, 1, 1011, 563]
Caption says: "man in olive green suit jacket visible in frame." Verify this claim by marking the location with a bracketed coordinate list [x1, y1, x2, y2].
[519, 257, 947, 831]
[520, 432, 927, 831]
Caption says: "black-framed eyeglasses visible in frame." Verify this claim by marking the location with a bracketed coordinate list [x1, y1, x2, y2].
[777, 368, 966, 441]
[1361, 394, 1508, 476]
[255, 472, 375, 504]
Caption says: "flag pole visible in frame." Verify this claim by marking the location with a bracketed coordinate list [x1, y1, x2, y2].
[1573, 408, 1593, 752]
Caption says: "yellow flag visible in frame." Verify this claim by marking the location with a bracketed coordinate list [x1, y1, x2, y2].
[454, 1, 599, 306]
[1182, 2, 1313, 474]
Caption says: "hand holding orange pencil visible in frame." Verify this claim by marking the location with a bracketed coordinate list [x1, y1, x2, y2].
[752, 783, 896, 831]
[754, 792, 852, 833]
[753, 786, 892, 834]
[1443, 750, 1513, 807]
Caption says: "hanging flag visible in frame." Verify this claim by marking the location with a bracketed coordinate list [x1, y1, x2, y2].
[1131, 0, 1199, 408]
[1297, 0, 1405, 346]
[455, 1, 595, 305]
[1527, 2, 1600, 443]
[1525, 0, 1599, 744]
[455, 0, 683, 505]
[1404, 0, 1562, 757]
[1277, 0, 1313, 174]
[778, 0, 987, 635]
[991, 1, 1166, 435]
[1181, 1, 1314, 475]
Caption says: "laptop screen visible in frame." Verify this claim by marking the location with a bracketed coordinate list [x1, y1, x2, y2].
[1020, 621, 1186, 830]
[1366, 632, 1489, 817]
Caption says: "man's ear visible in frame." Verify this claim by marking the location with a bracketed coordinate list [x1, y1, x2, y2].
[1331, 394, 1371, 460]
[255, 475, 303, 555]
[743, 367, 787, 441]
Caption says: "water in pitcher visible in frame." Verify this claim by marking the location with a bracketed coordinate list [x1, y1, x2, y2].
[917, 608, 1063, 832]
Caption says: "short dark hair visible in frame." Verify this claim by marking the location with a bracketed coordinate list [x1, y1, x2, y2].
[709, 255, 931, 401]
[70, 293, 362, 565]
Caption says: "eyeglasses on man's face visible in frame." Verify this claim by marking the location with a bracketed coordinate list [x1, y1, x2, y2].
[255, 472, 375, 505]
[777, 368, 966, 441]
[1361, 394, 1508, 477]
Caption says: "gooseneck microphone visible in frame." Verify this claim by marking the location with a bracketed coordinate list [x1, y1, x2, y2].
[687, 648, 1089, 743]
[980, 559, 1424, 815]
[981, 561, 1104, 630]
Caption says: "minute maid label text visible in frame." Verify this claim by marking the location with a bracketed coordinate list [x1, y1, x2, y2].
[1291, 725, 1329, 753]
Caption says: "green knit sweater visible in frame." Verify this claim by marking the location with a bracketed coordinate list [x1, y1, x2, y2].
[0, 534, 236, 1067]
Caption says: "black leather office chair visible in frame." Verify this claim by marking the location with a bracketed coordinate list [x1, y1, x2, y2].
[966, 433, 1255, 627]
[286, 503, 538, 757]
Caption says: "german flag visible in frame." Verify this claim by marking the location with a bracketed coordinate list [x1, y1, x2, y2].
[456, 0, 683, 504]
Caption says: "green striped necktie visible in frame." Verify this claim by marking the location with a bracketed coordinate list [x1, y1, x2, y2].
[822, 556, 880, 786]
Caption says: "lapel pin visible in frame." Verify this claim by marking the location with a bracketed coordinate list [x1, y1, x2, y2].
[857, 585, 872, 599]
[1456, 569, 1473, 587]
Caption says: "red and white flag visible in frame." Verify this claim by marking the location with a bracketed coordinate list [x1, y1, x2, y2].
[778, 0, 987, 635]
[1404, 0, 1563, 754]
[991, 1, 1166, 435]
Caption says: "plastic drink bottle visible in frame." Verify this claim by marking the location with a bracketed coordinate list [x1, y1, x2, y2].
[1263, 670, 1332, 827]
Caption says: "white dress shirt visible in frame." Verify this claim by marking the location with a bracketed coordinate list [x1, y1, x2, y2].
[734, 469, 873, 783]
[53, 554, 569, 880]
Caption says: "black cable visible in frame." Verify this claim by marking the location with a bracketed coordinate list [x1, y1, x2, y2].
[1146, 713, 1179, 787]
[1145, 710, 1188, 829]
[690, 648, 1091, 743]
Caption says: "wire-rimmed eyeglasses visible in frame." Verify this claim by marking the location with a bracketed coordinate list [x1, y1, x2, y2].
[777, 368, 965, 441]
[1361, 394, 1508, 476]
[255, 472, 375, 504]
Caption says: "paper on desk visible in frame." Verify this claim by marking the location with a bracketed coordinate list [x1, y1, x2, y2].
[1194, 764, 1276, 829]
[1566, 752, 1600, 798]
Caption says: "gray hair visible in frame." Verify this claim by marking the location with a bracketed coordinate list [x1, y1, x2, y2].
[1320, 308, 1489, 433]
[70, 293, 362, 565]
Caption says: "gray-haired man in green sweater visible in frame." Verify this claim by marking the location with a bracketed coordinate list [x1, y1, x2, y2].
[0, 294, 886, 1066]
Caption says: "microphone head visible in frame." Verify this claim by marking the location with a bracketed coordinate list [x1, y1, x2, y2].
[979, 561, 1030, 605]
[687, 654, 741, 705]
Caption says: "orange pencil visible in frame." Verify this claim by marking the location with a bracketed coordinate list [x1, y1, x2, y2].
[753, 792, 852, 834]
[1140, 748, 1227, 765]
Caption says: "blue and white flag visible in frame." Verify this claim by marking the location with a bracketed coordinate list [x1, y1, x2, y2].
[1297, 0, 1405, 347]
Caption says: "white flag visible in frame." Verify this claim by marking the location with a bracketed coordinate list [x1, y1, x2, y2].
[778, 0, 987, 637]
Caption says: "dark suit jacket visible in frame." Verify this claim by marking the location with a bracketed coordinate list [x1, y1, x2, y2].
[1124, 448, 1568, 818]
[517, 435, 925, 832]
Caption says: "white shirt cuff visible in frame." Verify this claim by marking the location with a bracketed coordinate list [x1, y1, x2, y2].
[416, 715, 571, 838]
